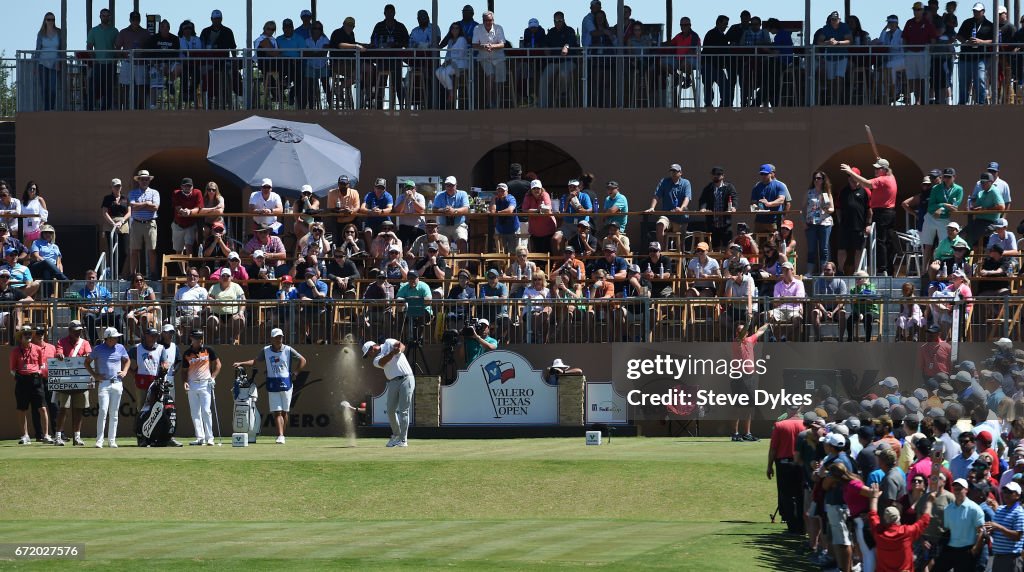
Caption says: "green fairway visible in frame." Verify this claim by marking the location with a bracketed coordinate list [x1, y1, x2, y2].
[0, 438, 811, 570]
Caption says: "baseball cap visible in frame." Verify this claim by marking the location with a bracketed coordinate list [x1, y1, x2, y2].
[300, 9, 312, 17]
[162, 324, 176, 333]
[977, 430, 993, 443]
[338, 175, 350, 184]
[211, 9, 223, 19]
[427, 242, 439, 251]
[993, 218, 1009, 228]
[300, 184, 313, 195]
[879, 376, 899, 389]
[3, 247, 17, 257]
[564, 246, 575, 254]
[873, 158, 891, 169]
[759, 164, 774, 175]
[102, 327, 122, 338]
[947, 221, 961, 230]
[695, 242, 709, 252]
[227, 251, 241, 260]
[280, 275, 293, 283]
[68, 320, 84, 331]
[271, 328, 284, 338]
[407, 270, 419, 279]
[530, 180, 543, 189]
[669, 163, 682, 172]
[973, 2, 986, 10]
[111, 178, 122, 186]
[568, 179, 580, 186]
[711, 166, 725, 175]
[253, 249, 266, 258]
[824, 433, 846, 448]
[528, 18, 540, 28]
[304, 267, 317, 276]
[374, 177, 387, 187]
[603, 243, 617, 252]
[648, 241, 662, 251]
[444, 176, 458, 186]
[887, 14, 900, 22]
[606, 180, 619, 188]
[181, 177, 193, 186]
[576, 220, 591, 229]
[953, 478, 969, 488]
[361, 341, 375, 357]
[387, 245, 401, 253]
[487, 268, 501, 277]
[1005, 482, 1022, 494]
[144, 327, 159, 336]
[988, 161, 1001, 171]
[0, 268, 11, 277]
[219, 268, 232, 277]
[477, 318, 489, 327]
[781, 261, 795, 270]
[260, 178, 273, 187]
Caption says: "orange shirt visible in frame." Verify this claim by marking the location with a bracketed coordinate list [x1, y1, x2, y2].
[325, 187, 361, 224]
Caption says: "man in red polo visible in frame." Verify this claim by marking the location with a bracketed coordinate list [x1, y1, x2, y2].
[841, 158, 898, 276]
[171, 177, 204, 257]
[767, 405, 806, 534]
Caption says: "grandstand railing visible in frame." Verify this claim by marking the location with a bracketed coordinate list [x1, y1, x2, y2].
[3, 290, 1019, 347]
[12, 44, 1024, 113]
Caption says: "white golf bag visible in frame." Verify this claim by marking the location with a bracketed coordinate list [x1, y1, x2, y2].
[232, 366, 261, 443]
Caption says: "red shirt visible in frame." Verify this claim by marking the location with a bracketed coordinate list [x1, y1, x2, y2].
[901, 18, 937, 49]
[34, 341, 57, 377]
[522, 192, 556, 237]
[172, 188, 204, 227]
[769, 416, 804, 460]
[669, 32, 700, 56]
[869, 175, 898, 209]
[10, 343, 45, 375]
[57, 335, 93, 359]
[918, 340, 951, 378]
[870, 510, 930, 572]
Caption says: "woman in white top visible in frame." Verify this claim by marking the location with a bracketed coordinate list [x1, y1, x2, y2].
[520, 271, 551, 343]
[0, 181, 21, 236]
[177, 20, 203, 108]
[505, 246, 538, 299]
[253, 20, 280, 109]
[436, 23, 471, 101]
[303, 22, 331, 109]
[20, 181, 47, 244]
[804, 170, 835, 276]
[35, 12, 64, 111]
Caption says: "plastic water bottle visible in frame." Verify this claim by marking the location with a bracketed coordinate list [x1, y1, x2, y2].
[659, 263, 665, 276]
[335, 198, 342, 210]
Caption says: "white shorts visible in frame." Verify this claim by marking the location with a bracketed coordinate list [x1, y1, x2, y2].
[825, 504, 853, 546]
[904, 51, 928, 80]
[826, 58, 848, 80]
[171, 223, 198, 251]
[656, 217, 683, 232]
[119, 63, 147, 86]
[770, 307, 803, 322]
[268, 389, 292, 412]
[477, 58, 507, 82]
[438, 223, 468, 244]
[920, 214, 946, 247]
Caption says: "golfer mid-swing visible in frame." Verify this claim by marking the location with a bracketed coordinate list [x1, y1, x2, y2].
[362, 339, 415, 448]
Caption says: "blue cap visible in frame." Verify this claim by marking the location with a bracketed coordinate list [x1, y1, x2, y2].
[300, 9, 312, 17]
[988, 161, 1000, 171]
[958, 360, 976, 372]
[759, 164, 775, 175]
[3, 247, 16, 256]
[529, 18, 540, 28]
[211, 9, 223, 19]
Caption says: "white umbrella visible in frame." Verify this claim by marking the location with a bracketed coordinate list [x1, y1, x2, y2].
[207, 116, 361, 198]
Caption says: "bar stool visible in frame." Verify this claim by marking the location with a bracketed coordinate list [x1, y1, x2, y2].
[405, 69, 428, 110]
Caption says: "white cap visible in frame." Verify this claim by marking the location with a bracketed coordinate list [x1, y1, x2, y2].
[996, 337, 1013, 347]
[953, 478, 969, 488]
[1005, 482, 1023, 494]
[261, 178, 273, 187]
[219, 268, 232, 277]
[102, 327, 122, 338]
[999, 5, 1008, 14]
[824, 433, 846, 448]
[161, 324, 176, 333]
[947, 221, 961, 230]
[111, 178, 122, 186]
[361, 341, 375, 357]
[879, 376, 899, 389]
[530, 180, 543, 189]
[973, 2, 986, 10]
[228, 251, 241, 260]
[496, 183, 508, 191]
[300, 184, 313, 194]
[444, 176, 457, 186]
[270, 328, 284, 338]
[477, 318, 489, 327]
[252, 249, 266, 258]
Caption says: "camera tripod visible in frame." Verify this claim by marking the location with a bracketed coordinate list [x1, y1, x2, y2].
[403, 319, 430, 375]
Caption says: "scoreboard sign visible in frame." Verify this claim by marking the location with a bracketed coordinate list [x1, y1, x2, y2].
[46, 357, 94, 391]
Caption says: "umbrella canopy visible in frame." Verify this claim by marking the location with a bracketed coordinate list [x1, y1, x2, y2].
[207, 116, 361, 198]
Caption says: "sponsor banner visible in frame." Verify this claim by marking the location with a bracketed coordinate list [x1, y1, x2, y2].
[46, 357, 93, 391]
[441, 350, 558, 425]
[585, 383, 628, 425]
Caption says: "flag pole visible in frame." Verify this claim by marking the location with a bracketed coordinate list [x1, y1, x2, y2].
[481, 363, 502, 419]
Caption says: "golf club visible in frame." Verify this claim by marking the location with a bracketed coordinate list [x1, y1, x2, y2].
[339, 400, 357, 411]
[210, 380, 223, 446]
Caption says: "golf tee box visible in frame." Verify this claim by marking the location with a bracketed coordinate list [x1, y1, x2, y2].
[585, 431, 602, 446]
[231, 433, 248, 447]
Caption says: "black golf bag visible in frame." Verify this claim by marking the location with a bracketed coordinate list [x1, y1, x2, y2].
[136, 375, 177, 447]
[232, 366, 261, 443]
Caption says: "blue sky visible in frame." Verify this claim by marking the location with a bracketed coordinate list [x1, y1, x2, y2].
[5, 0, 940, 57]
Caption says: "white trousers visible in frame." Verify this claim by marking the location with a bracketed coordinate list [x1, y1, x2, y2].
[188, 380, 214, 442]
[854, 516, 875, 572]
[96, 380, 124, 442]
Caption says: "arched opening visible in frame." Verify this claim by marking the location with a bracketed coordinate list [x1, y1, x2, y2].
[471, 140, 583, 197]
[816, 144, 924, 233]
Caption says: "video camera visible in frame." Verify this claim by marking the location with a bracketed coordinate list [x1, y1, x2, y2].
[461, 318, 486, 337]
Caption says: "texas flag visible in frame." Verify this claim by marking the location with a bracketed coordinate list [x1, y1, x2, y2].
[483, 361, 515, 385]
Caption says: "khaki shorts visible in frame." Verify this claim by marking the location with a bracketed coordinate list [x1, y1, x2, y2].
[171, 222, 198, 251]
[438, 223, 469, 244]
[130, 219, 158, 250]
[57, 390, 91, 409]
[656, 217, 682, 232]
[770, 307, 803, 323]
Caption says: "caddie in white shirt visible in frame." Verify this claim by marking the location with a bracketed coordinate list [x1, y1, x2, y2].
[233, 328, 306, 444]
[363, 339, 415, 447]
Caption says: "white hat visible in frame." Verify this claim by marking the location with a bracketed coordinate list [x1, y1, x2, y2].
[973, 2, 987, 11]
[228, 251, 241, 260]
[999, 5, 1008, 14]
[133, 169, 153, 181]
[260, 178, 273, 187]
[111, 178, 122, 186]
[496, 183, 508, 191]
[300, 184, 313, 194]
[270, 328, 284, 338]
[824, 433, 846, 448]
[219, 268, 232, 277]
[476, 318, 489, 327]
[361, 341, 375, 357]
[946, 221, 961, 230]
[444, 176, 457, 186]
[953, 478, 970, 488]
[388, 245, 401, 253]
[997, 338, 1013, 347]
[1005, 482, 1023, 494]
[530, 179, 543, 189]
[102, 327, 122, 338]
[551, 358, 569, 370]
[161, 324, 176, 333]
[252, 249, 266, 258]
[879, 376, 899, 389]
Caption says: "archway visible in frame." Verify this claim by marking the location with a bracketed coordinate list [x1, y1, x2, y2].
[471, 140, 583, 197]
[816, 143, 925, 233]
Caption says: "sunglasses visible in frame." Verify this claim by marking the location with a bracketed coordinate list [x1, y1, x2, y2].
[814, 176, 824, 180]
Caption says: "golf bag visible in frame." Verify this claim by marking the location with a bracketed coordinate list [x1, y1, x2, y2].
[232, 366, 261, 443]
[136, 375, 177, 447]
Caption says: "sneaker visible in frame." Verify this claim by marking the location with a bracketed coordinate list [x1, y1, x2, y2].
[53, 437, 66, 446]
[742, 433, 760, 442]
[73, 436, 86, 447]
[41, 435, 54, 444]
[109, 441, 118, 448]
[385, 436, 399, 447]
[18, 435, 30, 445]
[189, 439, 204, 446]
[276, 435, 286, 444]
[205, 440, 215, 446]
[95, 441, 104, 448]
[731, 433, 743, 442]
[169, 438, 183, 447]
[395, 440, 408, 447]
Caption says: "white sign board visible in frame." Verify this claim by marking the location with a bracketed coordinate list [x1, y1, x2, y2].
[46, 357, 94, 391]
[441, 350, 558, 425]
[585, 383, 629, 425]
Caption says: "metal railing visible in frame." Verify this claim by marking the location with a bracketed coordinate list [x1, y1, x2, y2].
[12, 44, 1024, 113]
[1, 287, 1019, 347]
